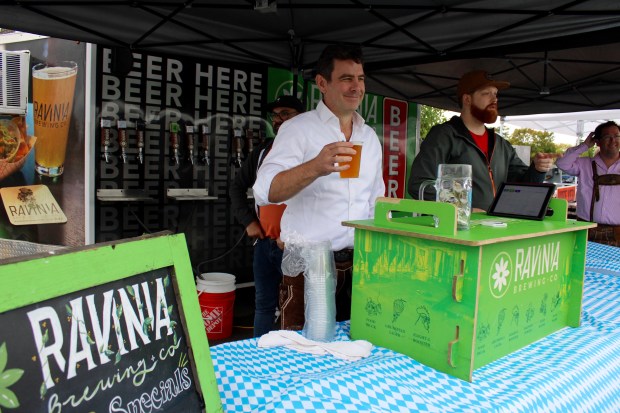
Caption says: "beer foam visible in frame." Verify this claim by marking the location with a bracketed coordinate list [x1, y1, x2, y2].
[33, 66, 77, 80]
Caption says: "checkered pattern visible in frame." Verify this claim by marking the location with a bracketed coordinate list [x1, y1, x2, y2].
[210, 242, 620, 413]
[586, 241, 620, 275]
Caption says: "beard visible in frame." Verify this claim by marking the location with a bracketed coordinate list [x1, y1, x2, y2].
[470, 103, 499, 124]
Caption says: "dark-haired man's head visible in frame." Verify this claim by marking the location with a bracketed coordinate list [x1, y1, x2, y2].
[315, 44, 366, 118]
[594, 120, 620, 141]
[316, 44, 364, 82]
[593, 120, 620, 158]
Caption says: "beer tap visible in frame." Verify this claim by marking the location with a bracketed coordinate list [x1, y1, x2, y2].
[232, 128, 243, 168]
[200, 125, 210, 166]
[258, 129, 265, 146]
[117, 119, 128, 163]
[185, 124, 195, 166]
[100, 118, 113, 163]
[135, 119, 145, 165]
[245, 128, 254, 154]
[169, 122, 181, 166]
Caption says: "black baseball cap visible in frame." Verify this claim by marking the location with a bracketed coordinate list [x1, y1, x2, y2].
[265, 95, 305, 113]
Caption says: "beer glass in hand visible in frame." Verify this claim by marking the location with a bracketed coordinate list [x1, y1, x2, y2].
[339, 141, 363, 178]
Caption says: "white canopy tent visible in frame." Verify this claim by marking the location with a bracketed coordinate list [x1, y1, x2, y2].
[501, 109, 620, 145]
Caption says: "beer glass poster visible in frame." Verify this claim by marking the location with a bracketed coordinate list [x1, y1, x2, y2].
[0, 37, 86, 247]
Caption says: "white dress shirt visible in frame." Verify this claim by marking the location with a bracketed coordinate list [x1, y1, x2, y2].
[253, 100, 385, 251]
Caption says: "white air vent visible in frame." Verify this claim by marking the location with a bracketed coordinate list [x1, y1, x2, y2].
[0, 50, 30, 115]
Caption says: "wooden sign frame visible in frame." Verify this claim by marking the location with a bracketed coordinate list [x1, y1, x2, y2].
[0, 232, 222, 412]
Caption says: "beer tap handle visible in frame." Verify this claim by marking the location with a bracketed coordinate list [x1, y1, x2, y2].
[185, 124, 195, 166]
[258, 129, 265, 145]
[136, 119, 145, 165]
[245, 128, 254, 154]
[232, 128, 243, 168]
[117, 120, 128, 163]
[100, 118, 113, 163]
[169, 122, 181, 166]
[200, 125, 210, 166]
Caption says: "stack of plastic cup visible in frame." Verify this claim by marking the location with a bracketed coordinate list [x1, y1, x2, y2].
[302, 240, 337, 342]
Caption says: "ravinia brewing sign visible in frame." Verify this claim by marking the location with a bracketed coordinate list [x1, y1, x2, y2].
[489, 241, 561, 299]
[0, 269, 202, 412]
[0, 234, 222, 413]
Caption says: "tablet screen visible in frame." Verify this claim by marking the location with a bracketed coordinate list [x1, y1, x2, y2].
[487, 182, 556, 220]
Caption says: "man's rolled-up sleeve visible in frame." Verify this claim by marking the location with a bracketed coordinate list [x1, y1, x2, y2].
[253, 163, 280, 206]
[556, 143, 588, 176]
[253, 121, 306, 206]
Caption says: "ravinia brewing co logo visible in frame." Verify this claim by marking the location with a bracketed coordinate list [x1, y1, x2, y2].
[488, 242, 561, 299]
[489, 252, 513, 298]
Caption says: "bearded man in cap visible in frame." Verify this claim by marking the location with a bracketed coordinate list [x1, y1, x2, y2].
[408, 70, 554, 211]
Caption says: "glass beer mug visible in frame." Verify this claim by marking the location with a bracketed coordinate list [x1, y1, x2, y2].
[419, 164, 473, 230]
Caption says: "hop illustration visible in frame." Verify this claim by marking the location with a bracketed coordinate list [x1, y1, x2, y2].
[497, 308, 507, 334]
[540, 293, 548, 316]
[477, 322, 491, 340]
[552, 291, 562, 311]
[392, 299, 406, 322]
[365, 298, 382, 316]
[512, 305, 520, 326]
[526, 303, 535, 323]
[415, 306, 431, 332]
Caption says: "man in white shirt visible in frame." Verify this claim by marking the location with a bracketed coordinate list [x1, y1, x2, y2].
[253, 44, 385, 330]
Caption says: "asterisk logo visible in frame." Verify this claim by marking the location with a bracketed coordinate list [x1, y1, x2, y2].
[492, 258, 509, 292]
[489, 252, 512, 298]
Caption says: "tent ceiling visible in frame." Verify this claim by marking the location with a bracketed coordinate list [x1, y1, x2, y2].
[1, 1, 620, 115]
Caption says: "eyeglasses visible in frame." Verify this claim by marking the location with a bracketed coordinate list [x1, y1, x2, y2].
[599, 134, 620, 142]
[268, 110, 298, 121]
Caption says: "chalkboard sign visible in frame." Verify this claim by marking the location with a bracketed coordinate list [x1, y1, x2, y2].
[0, 232, 222, 412]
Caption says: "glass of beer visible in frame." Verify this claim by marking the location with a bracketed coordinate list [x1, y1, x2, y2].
[339, 141, 363, 178]
[32, 61, 78, 177]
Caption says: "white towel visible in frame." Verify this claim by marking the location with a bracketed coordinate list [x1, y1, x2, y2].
[257, 330, 373, 361]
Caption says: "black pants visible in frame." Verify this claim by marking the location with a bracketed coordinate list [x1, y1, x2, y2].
[577, 218, 620, 247]
[588, 224, 620, 247]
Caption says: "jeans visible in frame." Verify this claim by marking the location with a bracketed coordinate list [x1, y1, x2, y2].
[253, 238, 283, 337]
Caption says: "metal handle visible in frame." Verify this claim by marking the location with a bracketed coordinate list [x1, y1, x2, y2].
[246, 129, 254, 153]
[100, 118, 112, 163]
[136, 120, 145, 164]
[200, 125, 210, 165]
[418, 179, 436, 201]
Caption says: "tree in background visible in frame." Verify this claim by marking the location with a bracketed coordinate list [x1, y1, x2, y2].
[507, 128, 560, 160]
[420, 105, 447, 139]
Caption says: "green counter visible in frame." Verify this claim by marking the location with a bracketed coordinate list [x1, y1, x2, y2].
[344, 197, 596, 381]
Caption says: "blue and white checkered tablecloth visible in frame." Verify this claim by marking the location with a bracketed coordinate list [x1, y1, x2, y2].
[586, 241, 620, 275]
[210, 242, 620, 413]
